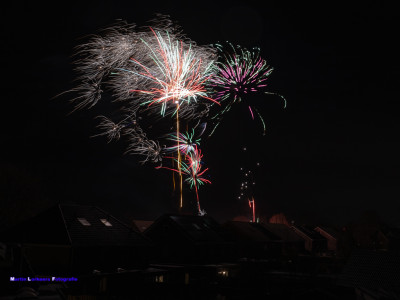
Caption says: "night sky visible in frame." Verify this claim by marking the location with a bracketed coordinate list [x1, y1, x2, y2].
[2, 1, 399, 228]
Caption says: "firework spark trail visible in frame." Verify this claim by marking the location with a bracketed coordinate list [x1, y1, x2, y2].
[253, 107, 267, 135]
[91, 116, 123, 143]
[182, 146, 210, 213]
[207, 43, 285, 136]
[125, 28, 219, 116]
[62, 18, 217, 167]
[123, 125, 163, 164]
[248, 106, 254, 120]
[110, 26, 217, 166]
[165, 126, 202, 209]
[248, 197, 256, 222]
[164, 129, 200, 155]
[60, 17, 286, 215]
[176, 104, 183, 209]
[61, 17, 220, 214]
[114, 26, 219, 121]
[238, 159, 259, 201]
[113, 26, 219, 209]
[209, 44, 273, 103]
[156, 146, 210, 214]
[183, 146, 211, 188]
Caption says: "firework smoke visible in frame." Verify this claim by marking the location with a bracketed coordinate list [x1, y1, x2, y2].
[60, 16, 285, 214]
[66, 17, 216, 165]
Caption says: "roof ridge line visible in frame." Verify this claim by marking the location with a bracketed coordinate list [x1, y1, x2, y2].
[94, 206, 143, 234]
[57, 203, 72, 245]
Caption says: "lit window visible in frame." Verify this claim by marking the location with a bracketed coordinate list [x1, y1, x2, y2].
[155, 275, 164, 283]
[77, 218, 91, 226]
[100, 219, 112, 227]
[218, 270, 229, 277]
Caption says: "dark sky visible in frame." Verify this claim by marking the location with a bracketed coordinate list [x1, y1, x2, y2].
[1, 1, 400, 227]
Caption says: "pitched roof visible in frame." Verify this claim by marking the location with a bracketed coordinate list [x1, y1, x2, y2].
[259, 223, 303, 242]
[61, 204, 149, 246]
[223, 221, 281, 243]
[146, 214, 232, 244]
[133, 220, 154, 232]
[1, 204, 149, 247]
[314, 226, 341, 240]
[292, 225, 326, 241]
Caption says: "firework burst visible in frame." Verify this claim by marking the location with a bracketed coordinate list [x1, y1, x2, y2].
[207, 43, 286, 136]
[164, 129, 200, 155]
[61, 17, 217, 165]
[121, 28, 219, 117]
[59, 16, 285, 215]
[157, 146, 210, 214]
[182, 147, 211, 189]
[210, 43, 273, 102]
